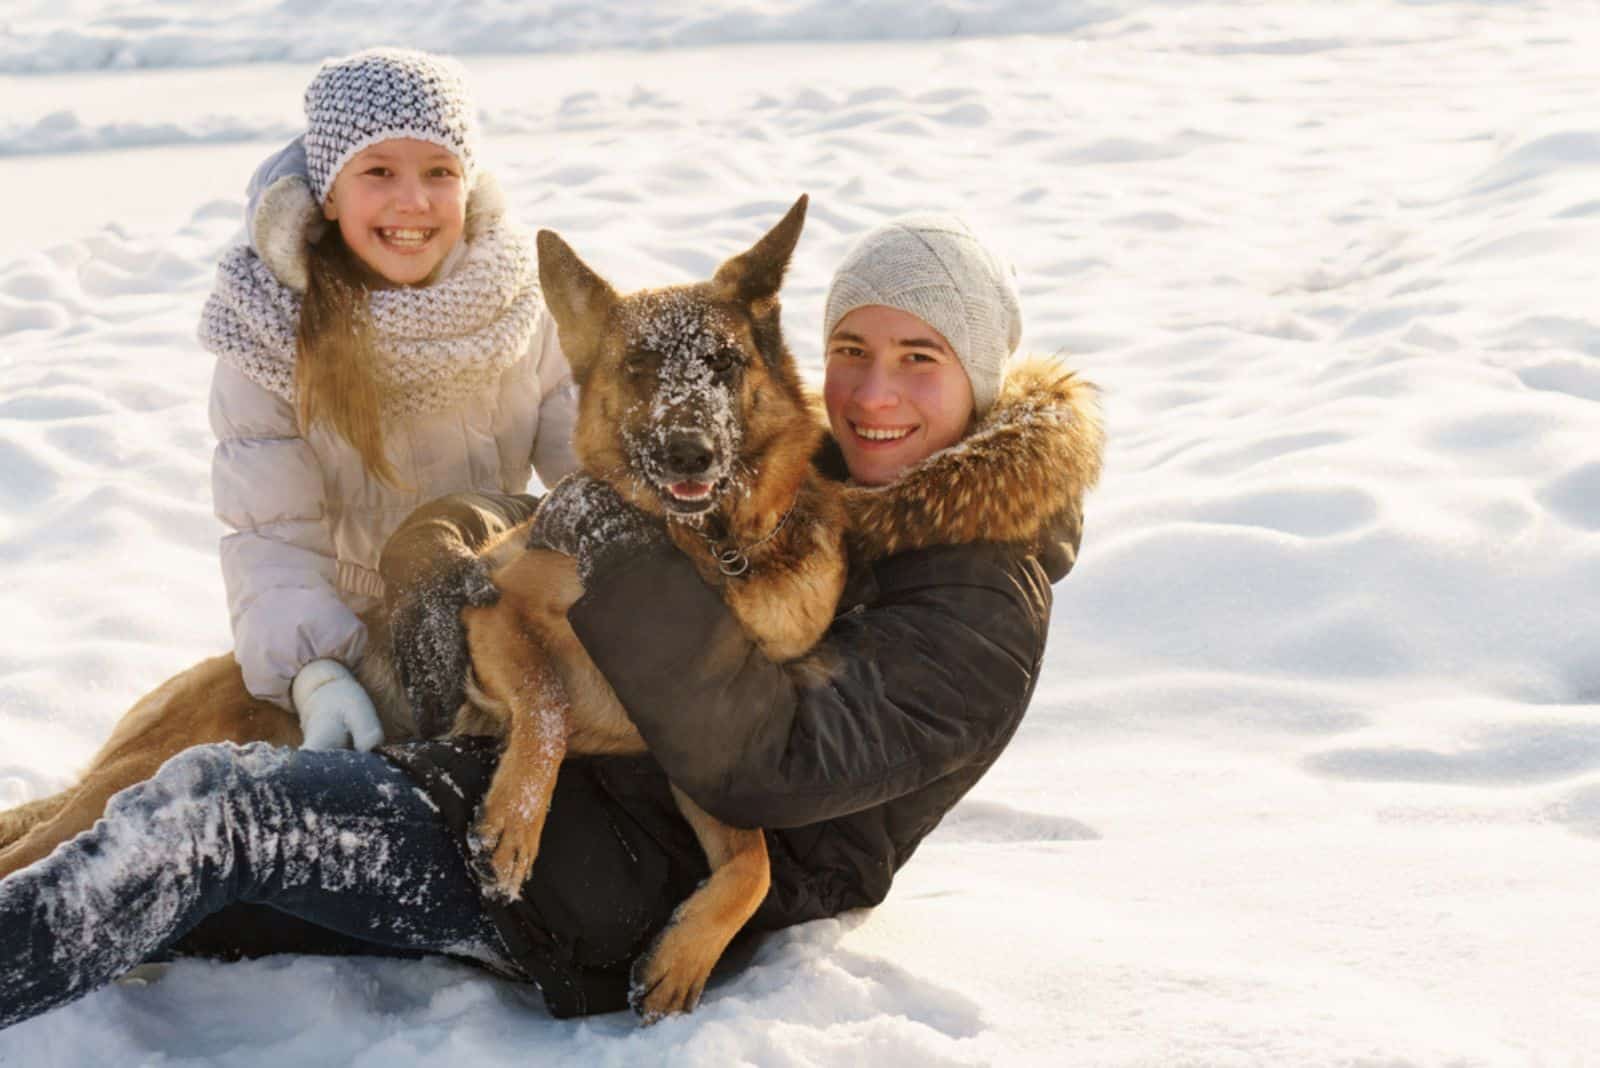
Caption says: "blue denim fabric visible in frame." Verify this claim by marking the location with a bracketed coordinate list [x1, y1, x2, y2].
[0, 742, 506, 1030]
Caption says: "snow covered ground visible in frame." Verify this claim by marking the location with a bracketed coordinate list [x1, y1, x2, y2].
[3, 1, 1600, 1064]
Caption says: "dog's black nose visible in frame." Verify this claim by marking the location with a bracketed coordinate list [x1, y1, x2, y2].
[664, 431, 715, 477]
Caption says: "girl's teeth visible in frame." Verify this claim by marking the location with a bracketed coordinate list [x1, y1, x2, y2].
[854, 424, 912, 441]
[381, 229, 430, 244]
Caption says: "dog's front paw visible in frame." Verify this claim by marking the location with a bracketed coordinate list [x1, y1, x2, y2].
[629, 924, 715, 1023]
[469, 795, 546, 902]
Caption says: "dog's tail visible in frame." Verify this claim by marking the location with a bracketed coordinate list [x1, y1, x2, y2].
[0, 792, 70, 853]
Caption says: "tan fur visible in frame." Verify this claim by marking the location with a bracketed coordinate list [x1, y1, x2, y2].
[0, 796, 68, 857]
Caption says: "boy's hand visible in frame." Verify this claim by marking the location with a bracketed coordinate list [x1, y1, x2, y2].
[527, 474, 668, 584]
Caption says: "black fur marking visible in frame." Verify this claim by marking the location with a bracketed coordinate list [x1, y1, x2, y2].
[749, 307, 787, 370]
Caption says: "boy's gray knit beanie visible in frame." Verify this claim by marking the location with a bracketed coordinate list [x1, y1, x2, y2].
[303, 47, 480, 203]
[823, 213, 1022, 416]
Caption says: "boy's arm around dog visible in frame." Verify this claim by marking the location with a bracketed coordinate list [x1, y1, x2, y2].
[569, 533, 1065, 831]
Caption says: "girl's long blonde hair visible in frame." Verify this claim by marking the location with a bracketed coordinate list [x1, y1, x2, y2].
[294, 233, 399, 485]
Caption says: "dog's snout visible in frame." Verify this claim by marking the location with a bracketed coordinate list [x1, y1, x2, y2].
[664, 431, 715, 478]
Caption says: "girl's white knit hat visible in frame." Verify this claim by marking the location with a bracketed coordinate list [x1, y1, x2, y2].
[823, 213, 1023, 417]
[303, 47, 480, 203]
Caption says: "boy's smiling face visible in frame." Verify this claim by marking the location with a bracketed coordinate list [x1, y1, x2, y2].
[823, 305, 975, 485]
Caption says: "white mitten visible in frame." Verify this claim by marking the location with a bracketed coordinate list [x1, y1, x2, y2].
[292, 659, 384, 752]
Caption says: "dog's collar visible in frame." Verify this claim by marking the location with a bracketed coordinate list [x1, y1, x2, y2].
[691, 500, 796, 578]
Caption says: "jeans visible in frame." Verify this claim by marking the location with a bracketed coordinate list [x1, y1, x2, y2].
[0, 742, 507, 1030]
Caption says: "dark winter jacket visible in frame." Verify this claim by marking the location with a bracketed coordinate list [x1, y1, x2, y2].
[385, 357, 1104, 1017]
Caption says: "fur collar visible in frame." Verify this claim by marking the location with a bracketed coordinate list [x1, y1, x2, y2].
[839, 356, 1104, 563]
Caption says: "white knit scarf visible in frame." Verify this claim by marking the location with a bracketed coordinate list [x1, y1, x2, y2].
[197, 223, 542, 418]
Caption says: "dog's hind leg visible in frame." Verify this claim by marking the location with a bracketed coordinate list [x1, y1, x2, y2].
[0, 654, 299, 880]
[630, 788, 771, 1021]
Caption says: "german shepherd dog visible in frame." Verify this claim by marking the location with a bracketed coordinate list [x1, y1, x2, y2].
[0, 196, 847, 1020]
[456, 196, 846, 1016]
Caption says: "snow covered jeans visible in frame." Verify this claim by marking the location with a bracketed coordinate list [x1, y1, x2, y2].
[0, 742, 509, 1030]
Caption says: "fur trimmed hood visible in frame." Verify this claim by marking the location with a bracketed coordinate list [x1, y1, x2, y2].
[837, 356, 1104, 571]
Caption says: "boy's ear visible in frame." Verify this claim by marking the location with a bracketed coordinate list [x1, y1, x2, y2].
[712, 194, 808, 305]
[537, 230, 618, 381]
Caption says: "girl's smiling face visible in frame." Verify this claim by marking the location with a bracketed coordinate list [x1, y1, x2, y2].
[321, 139, 467, 286]
[823, 305, 976, 486]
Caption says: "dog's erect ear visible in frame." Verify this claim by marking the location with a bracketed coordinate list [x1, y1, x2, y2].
[537, 229, 618, 380]
[712, 194, 808, 305]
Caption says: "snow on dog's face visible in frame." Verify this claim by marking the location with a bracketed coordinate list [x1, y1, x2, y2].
[612, 291, 746, 517]
[536, 197, 820, 523]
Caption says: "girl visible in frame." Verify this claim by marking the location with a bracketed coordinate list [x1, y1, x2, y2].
[0, 214, 1102, 1026]
[200, 47, 576, 749]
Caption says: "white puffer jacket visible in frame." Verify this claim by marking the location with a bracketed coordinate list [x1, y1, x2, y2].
[202, 144, 578, 709]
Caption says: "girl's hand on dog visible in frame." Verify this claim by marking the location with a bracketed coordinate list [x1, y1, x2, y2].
[292, 659, 385, 751]
[527, 474, 668, 584]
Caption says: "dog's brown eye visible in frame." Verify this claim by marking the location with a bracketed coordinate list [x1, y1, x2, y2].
[625, 351, 655, 376]
[707, 349, 739, 377]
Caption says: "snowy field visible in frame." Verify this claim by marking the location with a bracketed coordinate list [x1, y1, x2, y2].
[3, 1, 1600, 1064]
